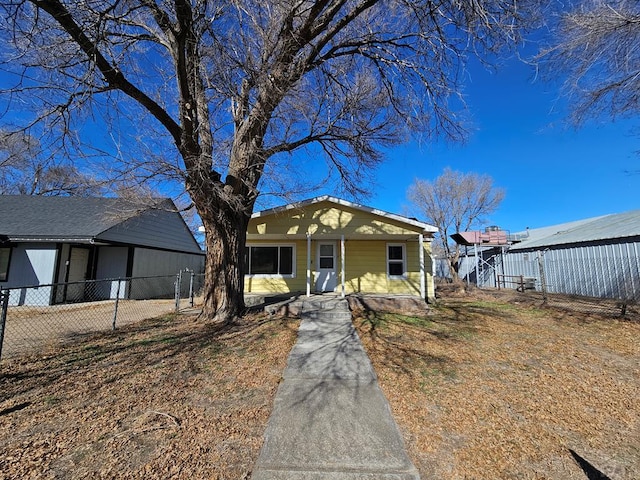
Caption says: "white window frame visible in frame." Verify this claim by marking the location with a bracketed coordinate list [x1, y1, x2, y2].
[386, 243, 407, 279]
[245, 244, 296, 278]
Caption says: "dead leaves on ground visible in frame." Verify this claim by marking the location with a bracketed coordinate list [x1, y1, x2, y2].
[354, 292, 640, 480]
[0, 313, 299, 479]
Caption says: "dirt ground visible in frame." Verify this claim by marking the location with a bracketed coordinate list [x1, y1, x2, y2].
[1, 299, 180, 358]
[354, 287, 640, 479]
[0, 313, 299, 479]
[1, 288, 638, 479]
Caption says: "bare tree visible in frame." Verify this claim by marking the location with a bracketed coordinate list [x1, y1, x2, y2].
[540, 0, 640, 123]
[0, 130, 104, 196]
[407, 168, 504, 280]
[0, 1, 541, 322]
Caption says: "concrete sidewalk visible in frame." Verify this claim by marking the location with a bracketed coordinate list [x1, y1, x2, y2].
[252, 296, 420, 479]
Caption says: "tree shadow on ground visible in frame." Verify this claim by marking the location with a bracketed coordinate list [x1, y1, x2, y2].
[0, 312, 298, 404]
[569, 449, 612, 480]
[351, 294, 549, 384]
[353, 307, 465, 381]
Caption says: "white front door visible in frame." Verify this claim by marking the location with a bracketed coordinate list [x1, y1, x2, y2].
[315, 242, 337, 292]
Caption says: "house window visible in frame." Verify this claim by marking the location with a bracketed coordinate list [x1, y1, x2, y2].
[319, 244, 334, 269]
[245, 245, 295, 276]
[387, 244, 406, 278]
[0, 247, 10, 282]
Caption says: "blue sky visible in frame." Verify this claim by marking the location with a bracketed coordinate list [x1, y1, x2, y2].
[368, 55, 639, 234]
[1, 21, 637, 236]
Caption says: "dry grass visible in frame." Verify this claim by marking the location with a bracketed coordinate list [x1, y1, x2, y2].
[354, 289, 640, 480]
[0, 312, 299, 479]
[2, 289, 638, 480]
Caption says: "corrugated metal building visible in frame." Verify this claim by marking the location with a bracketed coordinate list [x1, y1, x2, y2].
[453, 210, 640, 302]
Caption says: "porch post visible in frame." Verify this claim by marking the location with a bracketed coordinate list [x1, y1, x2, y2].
[340, 234, 345, 298]
[419, 233, 426, 299]
[474, 243, 480, 287]
[306, 233, 311, 297]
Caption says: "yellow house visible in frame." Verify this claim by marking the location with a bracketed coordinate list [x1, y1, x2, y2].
[245, 196, 438, 301]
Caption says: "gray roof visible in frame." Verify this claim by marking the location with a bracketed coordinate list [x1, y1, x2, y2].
[0, 195, 203, 254]
[509, 210, 640, 250]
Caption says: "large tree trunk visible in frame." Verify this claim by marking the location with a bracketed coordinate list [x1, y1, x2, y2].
[444, 242, 461, 282]
[447, 258, 460, 282]
[199, 200, 251, 323]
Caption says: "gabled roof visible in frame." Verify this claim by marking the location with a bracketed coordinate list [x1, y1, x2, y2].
[0, 195, 203, 254]
[252, 195, 438, 233]
[509, 210, 640, 250]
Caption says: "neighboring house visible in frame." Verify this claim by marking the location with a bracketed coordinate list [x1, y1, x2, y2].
[0, 196, 204, 305]
[451, 210, 640, 301]
[245, 196, 438, 300]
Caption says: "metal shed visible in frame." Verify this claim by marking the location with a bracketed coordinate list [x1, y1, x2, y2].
[453, 210, 640, 303]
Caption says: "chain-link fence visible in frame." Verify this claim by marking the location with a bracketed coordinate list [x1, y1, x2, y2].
[451, 246, 640, 318]
[0, 271, 205, 360]
[542, 290, 638, 317]
[501, 250, 640, 317]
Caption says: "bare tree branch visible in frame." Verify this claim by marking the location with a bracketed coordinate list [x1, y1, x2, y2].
[407, 168, 505, 280]
[540, 0, 640, 123]
[0, 0, 540, 320]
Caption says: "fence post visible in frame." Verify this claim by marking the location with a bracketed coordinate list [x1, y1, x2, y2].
[537, 251, 548, 304]
[0, 289, 9, 361]
[175, 271, 182, 312]
[189, 271, 195, 308]
[112, 279, 122, 330]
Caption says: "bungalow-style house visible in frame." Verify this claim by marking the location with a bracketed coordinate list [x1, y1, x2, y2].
[245, 196, 438, 301]
[0, 196, 204, 305]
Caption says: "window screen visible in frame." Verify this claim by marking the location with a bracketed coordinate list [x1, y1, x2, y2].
[387, 244, 405, 277]
[246, 245, 294, 276]
[319, 244, 334, 269]
[279, 247, 293, 275]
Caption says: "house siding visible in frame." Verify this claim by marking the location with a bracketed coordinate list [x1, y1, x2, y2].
[131, 247, 204, 278]
[94, 246, 129, 299]
[248, 202, 424, 238]
[245, 239, 434, 298]
[344, 240, 427, 296]
[4, 243, 58, 306]
[97, 207, 202, 254]
[96, 246, 129, 279]
[127, 247, 205, 300]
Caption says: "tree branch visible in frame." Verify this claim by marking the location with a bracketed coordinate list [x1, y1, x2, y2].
[30, 0, 183, 146]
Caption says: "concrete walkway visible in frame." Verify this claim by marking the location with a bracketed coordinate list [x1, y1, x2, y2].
[252, 296, 420, 479]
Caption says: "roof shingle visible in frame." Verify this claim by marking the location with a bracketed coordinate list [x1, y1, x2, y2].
[0, 196, 157, 240]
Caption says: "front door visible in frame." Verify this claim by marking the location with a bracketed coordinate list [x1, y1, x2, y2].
[65, 247, 90, 302]
[315, 242, 337, 292]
